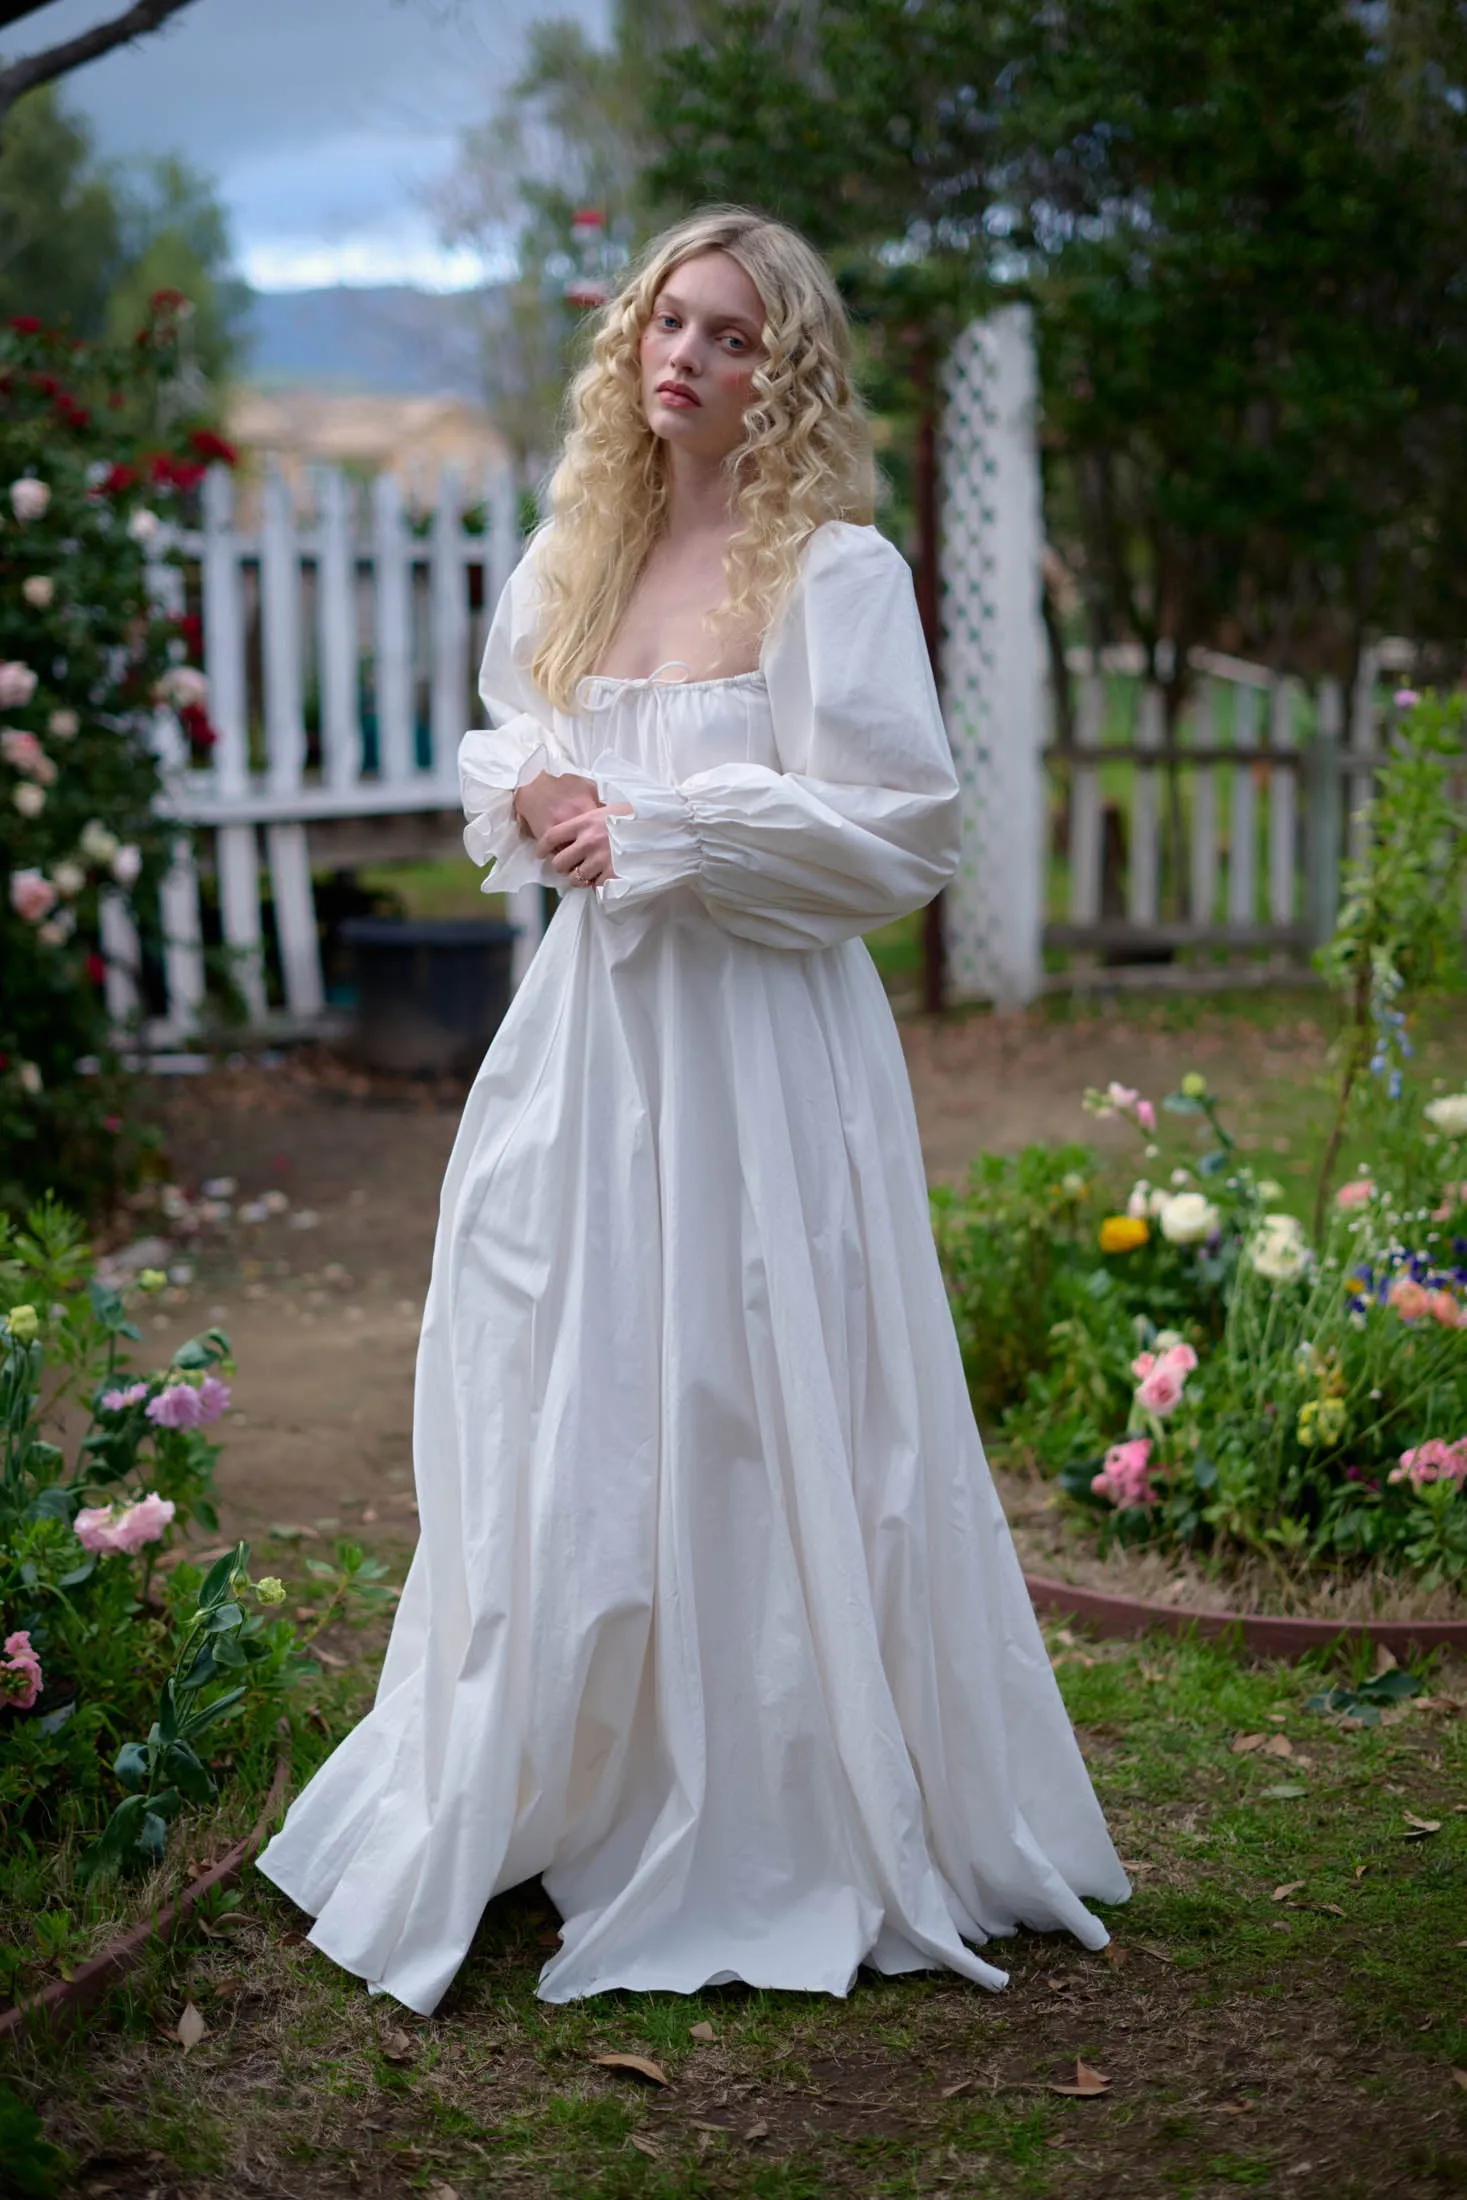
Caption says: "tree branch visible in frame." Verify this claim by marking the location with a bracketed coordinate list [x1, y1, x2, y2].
[0, 0, 198, 127]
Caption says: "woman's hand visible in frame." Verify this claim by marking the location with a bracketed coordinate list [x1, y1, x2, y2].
[512, 768, 600, 844]
[538, 802, 634, 888]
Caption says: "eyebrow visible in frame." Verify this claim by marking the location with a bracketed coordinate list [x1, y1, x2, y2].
[654, 289, 762, 335]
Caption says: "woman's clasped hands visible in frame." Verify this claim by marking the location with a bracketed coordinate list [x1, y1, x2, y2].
[512, 769, 633, 890]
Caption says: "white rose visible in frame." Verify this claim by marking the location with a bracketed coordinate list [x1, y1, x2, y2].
[51, 860, 85, 898]
[18, 1061, 42, 1095]
[1424, 1094, 1467, 1137]
[9, 478, 50, 521]
[110, 843, 142, 888]
[1158, 1190, 1220, 1245]
[1126, 1180, 1150, 1220]
[127, 507, 162, 546]
[80, 819, 119, 864]
[1148, 1185, 1172, 1219]
[158, 664, 208, 710]
[12, 781, 45, 817]
[47, 709, 78, 740]
[37, 913, 74, 946]
[21, 576, 54, 609]
[1249, 1212, 1311, 1285]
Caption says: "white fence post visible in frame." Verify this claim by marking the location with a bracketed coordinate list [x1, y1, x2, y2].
[938, 304, 1047, 1006]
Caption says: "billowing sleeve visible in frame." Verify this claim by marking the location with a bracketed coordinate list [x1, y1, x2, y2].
[458, 537, 586, 896]
[592, 523, 960, 950]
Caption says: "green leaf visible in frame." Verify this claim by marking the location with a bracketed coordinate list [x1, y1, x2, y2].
[113, 1741, 151, 1792]
[1356, 1668, 1422, 1703]
[203, 1601, 243, 1635]
[1197, 1150, 1228, 1178]
[36, 1701, 74, 1736]
[183, 1684, 246, 1736]
[198, 1546, 243, 1609]
[25, 1484, 82, 1525]
[161, 1739, 215, 1805]
[1164, 1094, 1204, 1116]
[86, 1277, 128, 1332]
[171, 1336, 211, 1370]
[1083, 1268, 1113, 1300]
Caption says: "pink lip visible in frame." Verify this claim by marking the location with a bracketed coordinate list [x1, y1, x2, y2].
[657, 381, 700, 408]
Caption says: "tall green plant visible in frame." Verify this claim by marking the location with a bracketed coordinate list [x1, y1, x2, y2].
[1313, 689, 1467, 1240]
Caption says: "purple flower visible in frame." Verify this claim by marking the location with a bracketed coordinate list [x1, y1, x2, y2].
[197, 1374, 231, 1423]
[145, 1382, 205, 1430]
[1393, 688, 1421, 710]
[100, 1381, 148, 1413]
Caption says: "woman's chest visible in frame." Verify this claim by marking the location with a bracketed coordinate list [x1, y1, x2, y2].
[556, 680, 780, 781]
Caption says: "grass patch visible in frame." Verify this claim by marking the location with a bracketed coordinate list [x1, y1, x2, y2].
[2, 1627, 1461, 2197]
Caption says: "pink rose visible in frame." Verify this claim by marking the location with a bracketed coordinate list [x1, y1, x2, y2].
[1428, 1290, 1464, 1329]
[1390, 1438, 1467, 1489]
[108, 1491, 176, 1554]
[74, 1491, 176, 1554]
[145, 1382, 205, 1430]
[1, 1629, 42, 1709]
[1162, 1341, 1198, 1374]
[1136, 1099, 1156, 1133]
[1136, 1363, 1185, 1416]
[99, 1381, 149, 1412]
[9, 868, 56, 923]
[1091, 1437, 1155, 1508]
[1131, 1351, 1156, 1378]
[1106, 1082, 1140, 1111]
[1388, 1277, 1431, 1323]
[1, 727, 43, 775]
[1336, 1178, 1374, 1211]
[0, 660, 37, 709]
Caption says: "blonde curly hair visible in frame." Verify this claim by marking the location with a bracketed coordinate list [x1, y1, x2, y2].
[529, 206, 875, 712]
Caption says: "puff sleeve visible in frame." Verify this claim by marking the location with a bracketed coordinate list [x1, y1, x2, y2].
[592, 523, 961, 950]
[458, 540, 586, 896]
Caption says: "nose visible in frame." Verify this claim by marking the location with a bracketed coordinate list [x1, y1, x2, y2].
[665, 326, 701, 376]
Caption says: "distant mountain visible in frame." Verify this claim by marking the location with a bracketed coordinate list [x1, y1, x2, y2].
[241, 285, 504, 399]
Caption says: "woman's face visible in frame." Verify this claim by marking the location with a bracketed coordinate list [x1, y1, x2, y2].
[639, 250, 766, 465]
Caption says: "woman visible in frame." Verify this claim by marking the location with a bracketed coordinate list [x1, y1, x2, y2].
[256, 207, 1129, 2014]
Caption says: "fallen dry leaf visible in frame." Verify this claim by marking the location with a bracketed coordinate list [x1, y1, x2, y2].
[1318, 1903, 1347, 1917]
[1048, 2059, 1111, 2097]
[1404, 1812, 1443, 1838]
[174, 2002, 208, 2054]
[1261, 1782, 1308, 1800]
[593, 2052, 671, 2087]
[1354, 1863, 1371, 1880]
[1453, 2071, 1467, 2092]
[426, 2185, 460, 2200]
[1375, 1643, 1398, 1675]
[743, 2120, 770, 2143]
[380, 2028, 417, 2064]
[1231, 1732, 1267, 1755]
[689, 2021, 716, 2042]
[1137, 1943, 1174, 1963]
[940, 2078, 975, 2099]
[628, 2135, 663, 2159]
[1272, 1881, 1305, 1902]
[1263, 1733, 1295, 1758]
[1103, 1942, 1129, 1968]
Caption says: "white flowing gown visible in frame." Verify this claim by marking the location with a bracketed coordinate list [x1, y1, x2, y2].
[254, 520, 1130, 2014]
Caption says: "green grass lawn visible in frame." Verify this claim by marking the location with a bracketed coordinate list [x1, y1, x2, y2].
[7, 1623, 1463, 2198]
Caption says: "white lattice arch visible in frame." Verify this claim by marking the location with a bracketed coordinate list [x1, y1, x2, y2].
[938, 306, 1046, 1006]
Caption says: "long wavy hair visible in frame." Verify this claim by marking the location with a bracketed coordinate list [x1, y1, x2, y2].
[529, 207, 875, 711]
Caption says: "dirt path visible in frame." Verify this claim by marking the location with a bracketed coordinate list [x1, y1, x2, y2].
[124, 1000, 1329, 1551]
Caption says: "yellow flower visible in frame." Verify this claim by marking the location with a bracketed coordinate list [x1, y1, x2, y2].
[1180, 1071, 1208, 1100]
[5, 1303, 38, 1343]
[136, 1268, 167, 1294]
[1099, 1215, 1150, 1254]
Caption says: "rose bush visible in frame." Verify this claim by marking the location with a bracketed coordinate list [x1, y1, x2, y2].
[0, 296, 234, 1223]
[0, 1196, 394, 2005]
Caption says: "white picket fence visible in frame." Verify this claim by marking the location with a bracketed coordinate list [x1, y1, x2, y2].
[123, 335, 1420, 1042]
[116, 457, 527, 1042]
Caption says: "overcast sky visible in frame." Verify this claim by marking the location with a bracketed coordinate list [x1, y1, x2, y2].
[20, 0, 609, 290]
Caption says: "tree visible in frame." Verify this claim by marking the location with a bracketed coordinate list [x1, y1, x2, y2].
[439, 1, 710, 493]
[0, 0, 199, 138]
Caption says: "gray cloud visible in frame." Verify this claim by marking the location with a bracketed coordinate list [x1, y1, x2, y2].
[16, 0, 609, 284]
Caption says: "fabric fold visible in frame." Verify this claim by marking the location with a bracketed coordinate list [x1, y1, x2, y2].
[591, 747, 703, 915]
[460, 717, 587, 897]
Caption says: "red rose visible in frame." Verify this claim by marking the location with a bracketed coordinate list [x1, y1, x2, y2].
[100, 462, 138, 494]
[8, 315, 40, 334]
[190, 429, 238, 467]
[178, 701, 218, 752]
[86, 953, 107, 985]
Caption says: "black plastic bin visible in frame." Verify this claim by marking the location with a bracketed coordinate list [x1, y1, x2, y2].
[340, 918, 517, 1077]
